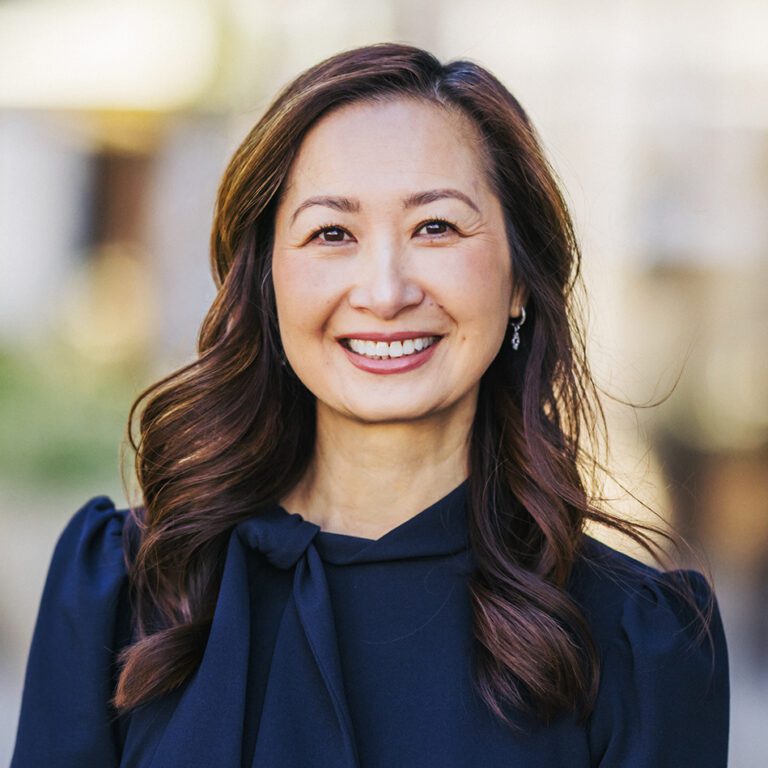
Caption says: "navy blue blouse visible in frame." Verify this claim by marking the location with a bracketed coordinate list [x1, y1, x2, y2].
[12, 481, 729, 767]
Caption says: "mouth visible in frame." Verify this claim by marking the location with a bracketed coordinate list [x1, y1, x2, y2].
[336, 333, 444, 375]
[338, 334, 442, 361]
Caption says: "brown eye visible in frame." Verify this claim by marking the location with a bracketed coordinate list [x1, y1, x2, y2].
[320, 227, 346, 242]
[417, 219, 456, 237]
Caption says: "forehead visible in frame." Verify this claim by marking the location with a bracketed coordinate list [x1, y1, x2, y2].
[281, 97, 490, 202]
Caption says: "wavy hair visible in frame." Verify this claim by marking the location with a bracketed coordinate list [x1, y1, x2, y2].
[114, 42, 711, 726]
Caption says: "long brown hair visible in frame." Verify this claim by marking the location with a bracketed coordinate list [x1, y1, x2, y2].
[114, 42, 712, 726]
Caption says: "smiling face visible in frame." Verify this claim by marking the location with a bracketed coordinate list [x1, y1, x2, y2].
[271, 97, 526, 425]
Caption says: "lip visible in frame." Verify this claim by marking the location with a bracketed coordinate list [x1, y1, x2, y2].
[339, 336, 441, 375]
[336, 331, 443, 342]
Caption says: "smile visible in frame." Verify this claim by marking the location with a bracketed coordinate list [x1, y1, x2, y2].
[341, 336, 439, 360]
[337, 334, 443, 375]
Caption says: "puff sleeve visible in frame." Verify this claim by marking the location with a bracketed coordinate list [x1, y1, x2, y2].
[11, 497, 131, 768]
[588, 569, 730, 767]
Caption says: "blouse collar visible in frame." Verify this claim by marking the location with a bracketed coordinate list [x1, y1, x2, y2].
[237, 478, 470, 567]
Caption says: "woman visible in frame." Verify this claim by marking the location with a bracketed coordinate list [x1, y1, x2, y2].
[12, 43, 729, 767]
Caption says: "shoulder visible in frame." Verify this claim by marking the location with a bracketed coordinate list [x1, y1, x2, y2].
[568, 534, 716, 642]
[569, 535, 730, 765]
[53, 495, 132, 566]
[45, 496, 138, 605]
[35, 495, 138, 635]
[12, 497, 139, 765]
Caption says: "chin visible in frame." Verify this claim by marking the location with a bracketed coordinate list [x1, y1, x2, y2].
[342, 400, 442, 425]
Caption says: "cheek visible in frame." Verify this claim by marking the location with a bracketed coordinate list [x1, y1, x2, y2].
[272, 252, 341, 336]
[432, 244, 512, 326]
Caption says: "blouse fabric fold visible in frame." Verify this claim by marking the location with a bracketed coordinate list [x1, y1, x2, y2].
[11, 483, 730, 767]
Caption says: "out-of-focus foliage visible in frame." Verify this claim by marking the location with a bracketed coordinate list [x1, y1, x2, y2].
[0, 346, 142, 493]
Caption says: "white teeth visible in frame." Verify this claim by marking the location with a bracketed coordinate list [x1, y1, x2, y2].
[346, 336, 438, 359]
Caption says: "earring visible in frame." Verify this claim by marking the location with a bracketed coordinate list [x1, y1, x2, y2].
[510, 306, 526, 351]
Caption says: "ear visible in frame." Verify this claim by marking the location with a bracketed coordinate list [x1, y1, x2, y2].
[508, 283, 529, 320]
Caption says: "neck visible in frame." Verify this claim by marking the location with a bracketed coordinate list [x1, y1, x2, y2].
[280, 400, 474, 539]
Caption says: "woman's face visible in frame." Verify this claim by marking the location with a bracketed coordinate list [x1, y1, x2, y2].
[272, 97, 525, 425]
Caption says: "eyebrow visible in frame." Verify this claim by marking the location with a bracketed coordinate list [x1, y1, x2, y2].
[289, 188, 480, 225]
[402, 188, 480, 213]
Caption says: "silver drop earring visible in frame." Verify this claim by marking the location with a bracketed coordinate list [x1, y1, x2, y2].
[510, 306, 526, 351]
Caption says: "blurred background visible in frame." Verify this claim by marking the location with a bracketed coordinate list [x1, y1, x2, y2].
[1, 0, 766, 764]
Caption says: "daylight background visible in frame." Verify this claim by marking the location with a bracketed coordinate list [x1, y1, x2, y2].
[1, 1, 767, 764]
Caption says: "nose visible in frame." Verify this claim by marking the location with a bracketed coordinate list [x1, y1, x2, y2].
[347, 237, 424, 320]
